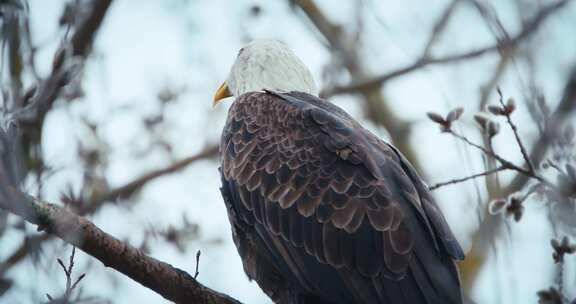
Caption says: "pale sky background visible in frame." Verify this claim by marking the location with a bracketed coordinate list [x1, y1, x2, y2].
[1, 0, 575, 303]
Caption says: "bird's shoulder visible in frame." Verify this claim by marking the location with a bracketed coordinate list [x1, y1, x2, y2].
[228, 90, 355, 126]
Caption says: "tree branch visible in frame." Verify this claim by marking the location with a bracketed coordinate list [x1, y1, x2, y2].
[14, 0, 112, 123]
[0, 181, 241, 304]
[421, 0, 461, 59]
[89, 145, 219, 211]
[322, 0, 569, 97]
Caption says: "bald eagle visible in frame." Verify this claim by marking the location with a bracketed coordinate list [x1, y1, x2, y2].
[214, 40, 464, 304]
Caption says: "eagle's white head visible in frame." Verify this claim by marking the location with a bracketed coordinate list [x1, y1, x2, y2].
[213, 40, 317, 104]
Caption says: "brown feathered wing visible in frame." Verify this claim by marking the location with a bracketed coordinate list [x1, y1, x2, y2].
[219, 90, 464, 304]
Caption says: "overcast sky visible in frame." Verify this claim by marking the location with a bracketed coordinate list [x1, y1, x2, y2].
[1, 0, 575, 303]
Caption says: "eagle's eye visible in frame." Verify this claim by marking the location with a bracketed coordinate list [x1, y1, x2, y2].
[237, 48, 245, 57]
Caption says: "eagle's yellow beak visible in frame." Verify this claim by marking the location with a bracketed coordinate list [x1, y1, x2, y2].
[213, 81, 232, 106]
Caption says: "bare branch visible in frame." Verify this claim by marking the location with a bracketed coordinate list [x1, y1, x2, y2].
[89, 145, 218, 208]
[322, 0, 569, 97]
[421, 0, 461, 58]
[47, 246, 86, 302]
[194, 250, 201, 280]
[429, 166, 508, 191]
[503, 67, 576, 195]
[0, 145, 218, 276]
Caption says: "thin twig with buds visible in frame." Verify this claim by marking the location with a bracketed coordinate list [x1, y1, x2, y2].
[426, 103, 557, 191]
[496, 88, 535, 172]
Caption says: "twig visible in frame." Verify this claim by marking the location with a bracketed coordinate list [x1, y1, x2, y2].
[70, 273, 85, 291]
[194, 250, 201, 280]
[449, 131, 517, 170]
[547, 161, 565, 175]
[49, 246, 86, 302]
[503, 67, 576, 195]
[556, 260, 564, 297]
[469, 0, 511, 43]
[429, 166, 508, 190]
[67, 247, 75, 278]
[421, 0, 461, 58]
[497, 88, 534, 172]
[520, 183, 544, 202]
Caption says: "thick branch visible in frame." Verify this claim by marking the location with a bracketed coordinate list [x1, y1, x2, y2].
[0, 186, 241, 304]
[0, 145, 218, 275]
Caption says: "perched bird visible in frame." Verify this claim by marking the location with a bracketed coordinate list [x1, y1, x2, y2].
[215, 40, 465, 304]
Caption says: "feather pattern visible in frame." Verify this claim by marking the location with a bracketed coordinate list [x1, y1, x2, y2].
[219, 91, 464, 304]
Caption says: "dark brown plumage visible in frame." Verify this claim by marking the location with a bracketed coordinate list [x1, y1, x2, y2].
[219, 90, 464, 304]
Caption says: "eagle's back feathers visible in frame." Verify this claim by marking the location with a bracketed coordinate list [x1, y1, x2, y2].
[219, 91, 463, 304]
